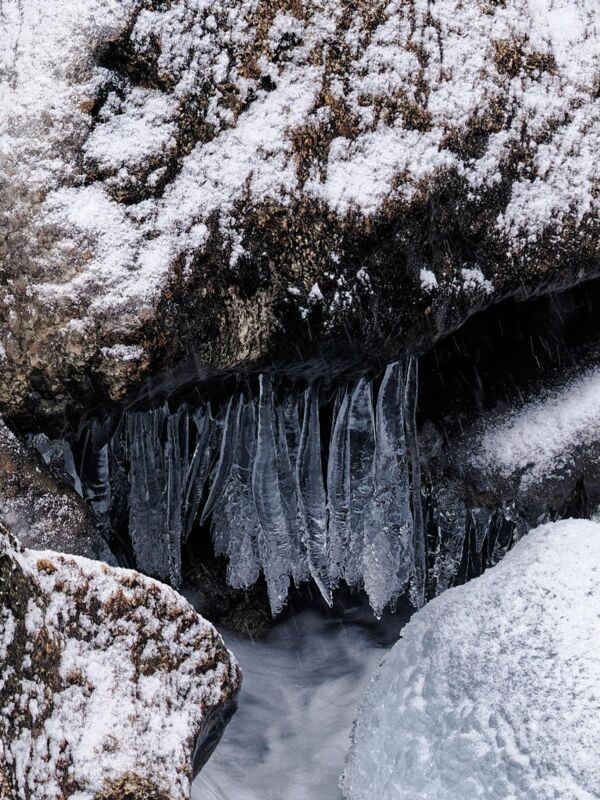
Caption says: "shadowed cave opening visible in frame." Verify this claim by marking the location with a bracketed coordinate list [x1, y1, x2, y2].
[41, 273, 600, 629]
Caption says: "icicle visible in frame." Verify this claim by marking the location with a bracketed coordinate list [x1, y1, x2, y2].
[363, 361, 414, 615]
[275, 403, 309, 585]
[405, 356, 427, 608]
[296, 383, 332, 605]
[212, 396, 261, 589]
[282, 396, 311, 559]
[61, 440, 84, 498]
[200, 395, 239, 525]
[252, 375, 291, 614]
[182, 406, 215, 540]
[431, 484, 468, 594]
[127, 406, 170, 580]
[164, 407, 184, 586]
[107, 415, 130, 554]
[345, 377, 376, 588]
[79, 420, 113, 543]
[326, 387, 351, 585]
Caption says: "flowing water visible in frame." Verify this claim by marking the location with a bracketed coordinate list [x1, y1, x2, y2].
[192, 596, 411, 800]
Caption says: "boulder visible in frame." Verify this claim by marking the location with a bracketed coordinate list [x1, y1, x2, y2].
[0, 420, 100, 558]
[0, 523, 241, 800]
[1, 0, 599, 428]
[342, 519, 600, 800]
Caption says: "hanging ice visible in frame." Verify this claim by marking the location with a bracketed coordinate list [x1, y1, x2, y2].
[363, 362, 414, 615]
[183, 407, 215, 541]
[59, 356, 440, 616]
[405, 356, 427, 608]
[200, 395, 239, 526]
[274, 403, 309, 586]
[212, 396, 261, 590]
[327, 388, 351, 584]
[252, 375, 292, 614]
[163, 407, 185, 585]
[296, 383, 332, 605]
[345, 378, 376, 588]
[127, 406, 171, 582]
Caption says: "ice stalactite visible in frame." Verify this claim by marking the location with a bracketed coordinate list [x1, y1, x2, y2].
[127, 406, 180, 585]
[53, 357, 477, 615]
[253, 375, 292, 614]
[183, 407, 215, 541]
[404, 356, 427, 608]
[327, 388, 351, 585]
[345, 378, 376, 588]
[275, 403, 310, 587]
[79, 420, 112, 543]
[297, 383, 333, 605]
[363, 361, 414, 616]
[212, 396, 261, 590]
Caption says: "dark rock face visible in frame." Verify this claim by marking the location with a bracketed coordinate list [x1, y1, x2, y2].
[0, 419, 100, 557]
[1, 0, 599, 430]
[0, 523, 241, 800]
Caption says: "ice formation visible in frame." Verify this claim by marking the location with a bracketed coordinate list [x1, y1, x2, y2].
[342, 519, 600, 800]
[60, 361, 432, 615]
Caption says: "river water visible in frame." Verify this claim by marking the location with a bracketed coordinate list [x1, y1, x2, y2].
[192, 596, 410, 800]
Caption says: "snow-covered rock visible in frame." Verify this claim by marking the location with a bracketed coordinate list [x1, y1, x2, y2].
[342, 519, 600, 800]
[2, 0, 599, 425]
[0, 523, 241, 800]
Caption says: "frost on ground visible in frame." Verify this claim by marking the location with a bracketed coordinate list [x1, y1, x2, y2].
[342, 519, 600, 800]
[1, 0, 599, 422]
[0, 523, 241, 800]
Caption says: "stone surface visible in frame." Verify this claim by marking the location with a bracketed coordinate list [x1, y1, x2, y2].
[0, 523, 241, 800]
[1, 0, 599, 428]
[0, 420, 100, 558]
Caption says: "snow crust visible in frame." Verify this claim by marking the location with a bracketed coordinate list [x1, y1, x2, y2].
[2, 0, 598, 337]
[342, 519, 600, 800]
[470, 365, 600, 489]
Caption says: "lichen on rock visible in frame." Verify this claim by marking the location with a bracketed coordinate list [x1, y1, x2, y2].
[0, 523, 241, 800]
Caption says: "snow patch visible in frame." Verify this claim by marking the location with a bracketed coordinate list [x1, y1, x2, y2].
[471, 365, 600, 488]
[343, 519, 600, 800]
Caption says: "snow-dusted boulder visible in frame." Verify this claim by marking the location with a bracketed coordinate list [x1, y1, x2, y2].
[0, 524, 241, 800]
[342, 519, 600, 800]
[418, 362, 600, 595]
[2, 0, 599, 426]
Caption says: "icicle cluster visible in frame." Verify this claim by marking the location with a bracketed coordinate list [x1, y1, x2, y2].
[61, 360, 433, 615]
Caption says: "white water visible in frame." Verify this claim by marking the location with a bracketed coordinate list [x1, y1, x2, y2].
[192, 598, 410, 800]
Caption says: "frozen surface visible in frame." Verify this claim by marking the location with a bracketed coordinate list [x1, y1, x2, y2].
[470, 365, 600, 488]
[192, 600, 410, 800]
[342, 519, 600, 800]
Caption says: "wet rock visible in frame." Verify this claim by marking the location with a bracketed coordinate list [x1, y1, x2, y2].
[1, 0, 599, 429]
[0, 419, 100, 558]
[0, 523, 241, 800]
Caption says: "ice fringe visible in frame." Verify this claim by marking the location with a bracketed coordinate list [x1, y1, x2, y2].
[49, 360, 496, 615]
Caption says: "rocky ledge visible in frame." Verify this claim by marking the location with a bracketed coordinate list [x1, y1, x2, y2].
[2, 0, 599, 429]
[0, 523, 241, 800]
